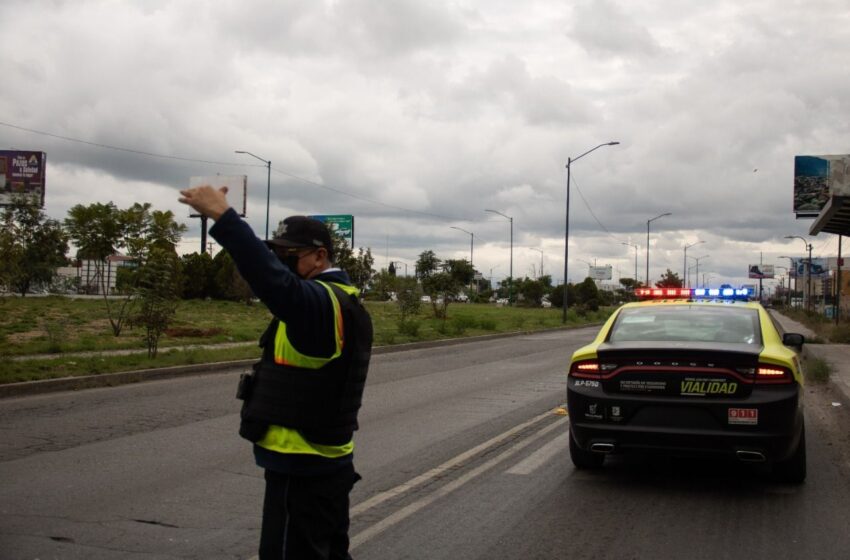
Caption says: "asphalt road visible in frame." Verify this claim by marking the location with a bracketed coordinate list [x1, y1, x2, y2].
[3, 327, 850, 559]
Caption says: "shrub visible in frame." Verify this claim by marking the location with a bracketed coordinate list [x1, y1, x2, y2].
[398, 320, 420, 337]
[451, 315, 477, 335]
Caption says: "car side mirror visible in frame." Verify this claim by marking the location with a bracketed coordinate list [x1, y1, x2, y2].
[783, 333, 805, 348]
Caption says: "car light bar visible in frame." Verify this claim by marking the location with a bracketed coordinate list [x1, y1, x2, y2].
[636, 287, 751, 300]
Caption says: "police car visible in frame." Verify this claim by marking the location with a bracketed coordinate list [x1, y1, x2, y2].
[567, 287, 807, 482]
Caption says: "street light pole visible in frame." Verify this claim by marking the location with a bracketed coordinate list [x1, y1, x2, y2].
[646, 212, 672, 288]
[621, 242, 639, 288]
[235, 150, 272, 239]
[683, 240, 704, 287]
[688, 254, 709, 288]
[485, 210, 513, 305]
[778, 255, 796, 307]
[450, 226, 475, 294]
[784, 236, 813, 311]
[563, 141, 619, 323]
[529, 247, 544, 278]
[449, 226, 474, 268]
[775, 265, 789, 307]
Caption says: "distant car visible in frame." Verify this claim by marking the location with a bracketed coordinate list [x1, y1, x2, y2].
[567, 287, 807, 483]
[541, 298, 552, 308]
[420, 295, 432, 303]
[495, 298, 509, 306]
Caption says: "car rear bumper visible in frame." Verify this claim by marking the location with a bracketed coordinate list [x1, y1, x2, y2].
[567, 383, 804, 462]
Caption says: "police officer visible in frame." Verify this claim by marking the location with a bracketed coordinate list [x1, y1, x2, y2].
[179, 186, 372, 560]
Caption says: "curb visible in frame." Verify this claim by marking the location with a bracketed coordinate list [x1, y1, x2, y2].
[0, 324, 597, 399]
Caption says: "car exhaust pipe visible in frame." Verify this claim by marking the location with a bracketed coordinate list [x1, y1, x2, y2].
[590, 443, 615, 454]
[736, 450, 766, 463]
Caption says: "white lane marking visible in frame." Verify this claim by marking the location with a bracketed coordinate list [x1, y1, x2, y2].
[505, 432, 568, 475]
[350, 409, 556, 517]
[350, 417, 566, 550]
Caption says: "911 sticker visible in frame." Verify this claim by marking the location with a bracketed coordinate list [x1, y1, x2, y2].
[728, 408, 758, 425]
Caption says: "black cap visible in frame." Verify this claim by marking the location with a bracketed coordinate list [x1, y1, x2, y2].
[266, 216, 333, 258]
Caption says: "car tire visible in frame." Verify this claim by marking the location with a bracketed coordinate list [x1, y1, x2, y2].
[569, 431, 605, 469]
[772, 425, 806, 484]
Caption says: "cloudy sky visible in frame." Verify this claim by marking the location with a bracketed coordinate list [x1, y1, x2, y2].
[2, 0, 848, 291]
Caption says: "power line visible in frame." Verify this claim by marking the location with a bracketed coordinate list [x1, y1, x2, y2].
[0, 121, 253, 167]
[571, 173, 627, 245]
[0, 119, 471, 222]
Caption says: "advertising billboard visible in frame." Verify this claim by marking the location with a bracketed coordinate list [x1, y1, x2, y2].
[0, 150, 46, 207]
[788, 257, 829, 278]
[748, 264, 775, 279]
[309, 214, 354, 246]
[794, 154, 850, 217]
[589, 265, 613, 281]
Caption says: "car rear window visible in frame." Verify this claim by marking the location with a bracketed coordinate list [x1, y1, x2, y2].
[608, 305, 761, 345]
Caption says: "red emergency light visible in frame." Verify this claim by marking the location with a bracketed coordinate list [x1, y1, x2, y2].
[636, 287, 692, 299]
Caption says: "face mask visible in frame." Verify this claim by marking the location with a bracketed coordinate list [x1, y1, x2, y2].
[281, 255, 303, 276]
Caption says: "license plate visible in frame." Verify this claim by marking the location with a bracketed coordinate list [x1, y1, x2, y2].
[728, 408, 758, 425]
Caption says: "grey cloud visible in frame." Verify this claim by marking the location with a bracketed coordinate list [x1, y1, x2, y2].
[569, 0, 662, 58]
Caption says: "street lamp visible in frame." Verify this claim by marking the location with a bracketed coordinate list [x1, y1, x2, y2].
[646, 212, 672, 287]
[784, 236, 813, 311]
[688, 254, 709, 287]
[450, 226, 475, 294]
[778, 255, 796, 307]
[449, 226, 474, 267]
[529, 247, 544, 278]
[621, 242, 639, 288]
[563, 141, 620, 322]
[235, 150, 272, 240]
[683, 240, 704, 287]
[485, 209, 513, 305]
[775, 265, 789, 307]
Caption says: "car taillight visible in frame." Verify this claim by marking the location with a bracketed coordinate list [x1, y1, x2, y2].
[570, 360, 601, 379]
[755, 364, 792, 384]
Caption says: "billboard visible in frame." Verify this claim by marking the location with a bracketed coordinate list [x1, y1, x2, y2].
[589, 265, 613, 281]
[0, 150, 46, 207]
[309, 214, 354, 246]
[188, 175, 247, 216]
[794, 154, 850, 217]
[748, 264, 775, 279]
[788, 257, 829, 278]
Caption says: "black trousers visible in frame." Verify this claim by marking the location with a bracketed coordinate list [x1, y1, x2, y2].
[259, 464, 360, 560]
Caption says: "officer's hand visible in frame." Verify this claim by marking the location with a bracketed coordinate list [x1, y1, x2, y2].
[178, 186, 230, 220]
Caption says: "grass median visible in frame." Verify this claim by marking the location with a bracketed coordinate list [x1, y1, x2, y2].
[0, 296, 612, 384]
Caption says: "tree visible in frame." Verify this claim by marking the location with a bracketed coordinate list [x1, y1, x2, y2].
[421, 271, 459, 319]
[415, 250, 440, 279]
[515, 276, 545, 306]
[131, 248, 180, 358]
[655, 269, 683, 288]
[212, 250, 254, 303]
[329, 230, 374, 291]
[65, 202, 187, 335]
[575, 278, 601, 311]
[443, 259, 475, 286]
[0, 196, 68, 296]
[181, 252, 216, 299]
[395, 276, 422, 329]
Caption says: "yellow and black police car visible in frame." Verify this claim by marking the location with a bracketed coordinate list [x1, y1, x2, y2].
[567, 287, 807, 482]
